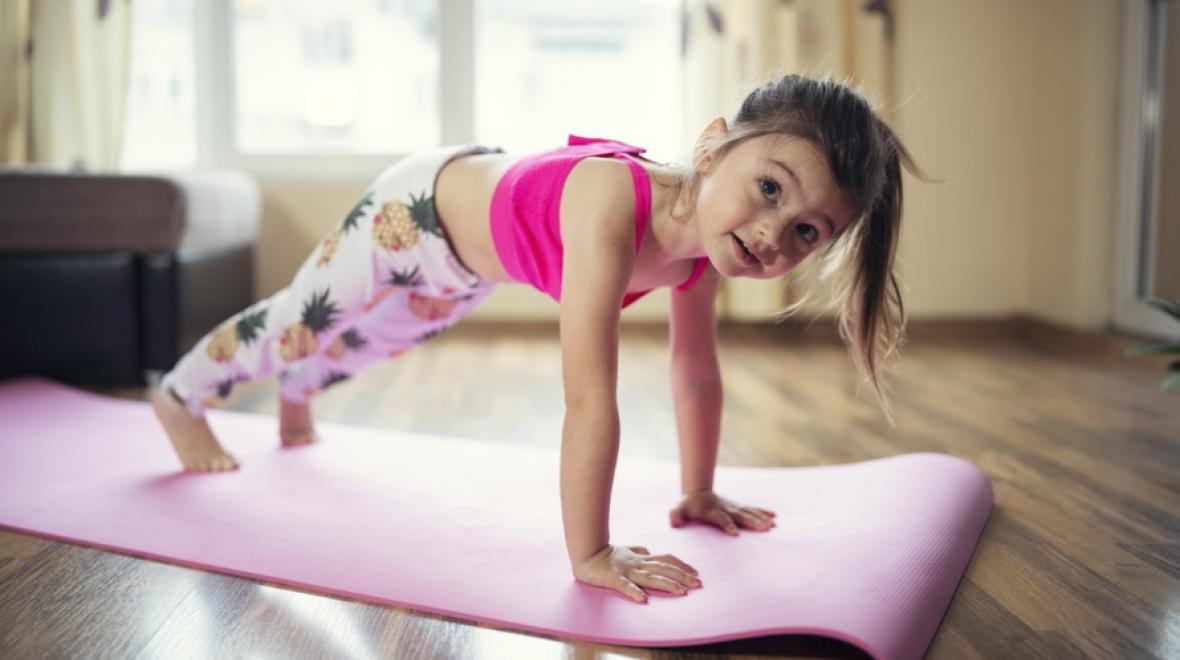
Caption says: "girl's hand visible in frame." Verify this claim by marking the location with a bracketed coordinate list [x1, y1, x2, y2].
[669, 491, 777, 536]
[573, 544, 701, 604]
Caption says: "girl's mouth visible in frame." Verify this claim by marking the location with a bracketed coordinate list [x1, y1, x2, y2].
[731, 233, 759, 266]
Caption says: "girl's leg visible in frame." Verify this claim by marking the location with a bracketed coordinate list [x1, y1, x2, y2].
[260, 143, 501, 451]
[153, 143, 499, 470]
[275, 364, 318, 446]
[274, 338, 381, 447]
[272, 271, 496, 447]
[151, 279, 356, 470]
[154, 190, 381, 469]
[150, 385, 240, 471]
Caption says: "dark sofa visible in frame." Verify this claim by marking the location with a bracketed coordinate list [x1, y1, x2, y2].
[0, 169, 259, 386]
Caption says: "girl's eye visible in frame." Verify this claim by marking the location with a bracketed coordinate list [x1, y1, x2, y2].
[759, 178, 780, 201]
[797, 223, 818, 243]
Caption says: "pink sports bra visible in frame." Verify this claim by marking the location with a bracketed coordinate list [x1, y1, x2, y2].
[488, 135, 709, 308]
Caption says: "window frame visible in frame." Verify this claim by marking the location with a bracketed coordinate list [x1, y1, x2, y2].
[193, 0, 475, 181]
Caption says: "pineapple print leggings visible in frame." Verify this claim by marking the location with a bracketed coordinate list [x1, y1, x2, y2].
[162, 144, 504, 419]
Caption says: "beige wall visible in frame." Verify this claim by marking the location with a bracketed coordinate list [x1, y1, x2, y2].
[254, 0, 1123, 330]
[1030, 0, 1120, 329]
[255, 180, 365, 298]
[892, 0, 1036, 318]
[893, 0, 1119, 329]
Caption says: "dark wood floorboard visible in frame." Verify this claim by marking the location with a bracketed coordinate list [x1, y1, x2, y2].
[1, 320, 1177, 659]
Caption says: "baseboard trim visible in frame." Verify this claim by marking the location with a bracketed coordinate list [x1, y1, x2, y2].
[446, 316, 1172, 373]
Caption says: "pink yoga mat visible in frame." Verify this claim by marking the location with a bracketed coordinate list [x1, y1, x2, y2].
[0, 378, 991, 659]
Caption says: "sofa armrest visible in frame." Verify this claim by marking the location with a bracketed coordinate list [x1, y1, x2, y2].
[0, 172, 186, 252]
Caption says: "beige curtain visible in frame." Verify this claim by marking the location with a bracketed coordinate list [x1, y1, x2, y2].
[0, 0, 32, 163]
[681, 0, 893, 320]
[0, 0, 132, 170]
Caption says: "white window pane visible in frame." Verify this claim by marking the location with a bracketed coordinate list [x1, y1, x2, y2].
[120, 0, 197, 171]
[474, 0, 683, 159]
[233, 0, 438, 155]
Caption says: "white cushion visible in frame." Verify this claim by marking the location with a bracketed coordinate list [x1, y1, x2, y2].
[165, 170, 261, 255]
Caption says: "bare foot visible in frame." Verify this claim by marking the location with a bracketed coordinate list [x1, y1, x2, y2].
[279, 398, 319, 447]
[150, 387, 239, 472]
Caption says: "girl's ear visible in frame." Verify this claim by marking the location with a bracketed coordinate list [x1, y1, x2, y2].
[692, 117, 728, 172]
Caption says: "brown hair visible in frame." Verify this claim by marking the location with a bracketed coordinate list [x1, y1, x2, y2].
[673, 75, 922, 422]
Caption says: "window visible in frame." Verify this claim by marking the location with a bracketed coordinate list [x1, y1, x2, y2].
[233, 0, 438, 155]
[120, 0, 197, 170]
[474, 0, 683, 158]
[120, 0, 684, 174]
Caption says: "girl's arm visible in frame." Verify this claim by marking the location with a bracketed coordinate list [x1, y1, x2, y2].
[668, 266, 723, 494]
[557, 203, 629, 566]
[667, 267, 777, 535]
[556, 162, 699, 602]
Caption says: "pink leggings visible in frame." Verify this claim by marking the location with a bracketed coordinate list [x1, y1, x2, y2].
[163, 144, 501, 418]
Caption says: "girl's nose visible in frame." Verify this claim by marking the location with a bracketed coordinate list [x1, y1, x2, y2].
[755, 216, 787, 254]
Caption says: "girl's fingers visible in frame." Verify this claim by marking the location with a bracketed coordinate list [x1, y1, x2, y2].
[630, 570, 688, 595]
[758, 508, 777, 517]
[642, 560, 702, 589]
[707, 510, 739, 536]
[615, 576, 648, 603]
[628, 545, 650, 556]
[649, 553, 699, 577]
[735, 508, 775, 530]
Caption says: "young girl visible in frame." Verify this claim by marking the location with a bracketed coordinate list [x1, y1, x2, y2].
[152, 75, 916, 604]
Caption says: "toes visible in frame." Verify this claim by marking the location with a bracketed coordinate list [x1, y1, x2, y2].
[184, 453, 238, 472]
[281, 429, 319, 447]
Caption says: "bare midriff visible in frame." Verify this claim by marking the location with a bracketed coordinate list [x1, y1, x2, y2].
[434, 150, 698, 292]
[433, 152, 518, 284]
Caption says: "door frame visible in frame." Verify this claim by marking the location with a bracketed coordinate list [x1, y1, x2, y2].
[1114, 0, 1176, 338]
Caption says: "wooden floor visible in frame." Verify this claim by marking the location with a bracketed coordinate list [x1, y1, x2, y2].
[1, 320, 1178, 659]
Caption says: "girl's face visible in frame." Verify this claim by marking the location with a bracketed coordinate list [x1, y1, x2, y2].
[693, 125, 857, 279]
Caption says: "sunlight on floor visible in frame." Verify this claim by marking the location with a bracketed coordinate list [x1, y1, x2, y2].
[257, 585, 379, 658]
